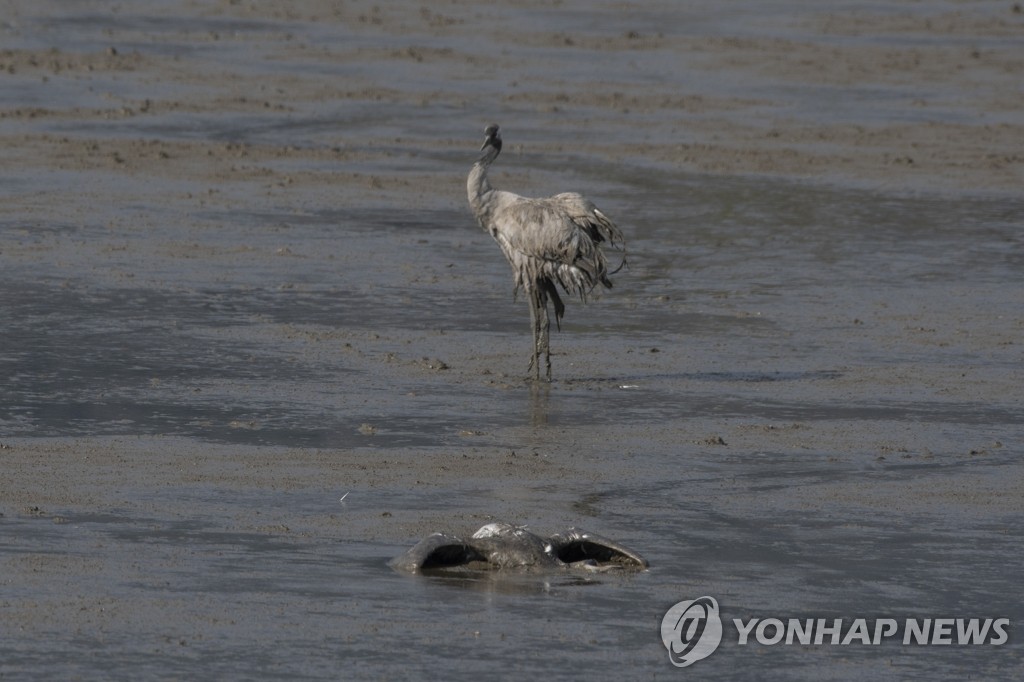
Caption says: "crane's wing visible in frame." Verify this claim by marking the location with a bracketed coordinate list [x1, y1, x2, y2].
[489, 192, 623, 298]
[389, 532, 488, 573]
[488, 193, 585, 260]
[550, 192, 625, 249]
[548, 528, 648, 569]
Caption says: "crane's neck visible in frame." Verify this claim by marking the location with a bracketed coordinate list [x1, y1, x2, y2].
[468, 140, 501, 224]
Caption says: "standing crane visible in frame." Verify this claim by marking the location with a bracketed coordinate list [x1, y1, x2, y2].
[467, 124, 625, 381]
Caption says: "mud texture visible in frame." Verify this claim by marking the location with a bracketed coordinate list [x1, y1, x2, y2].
[1, 1, 1022, 680]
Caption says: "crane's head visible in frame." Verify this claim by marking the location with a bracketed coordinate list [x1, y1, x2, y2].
[481, 123, 502, 152]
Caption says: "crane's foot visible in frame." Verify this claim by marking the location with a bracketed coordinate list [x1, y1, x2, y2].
[526, 357, 549, 382]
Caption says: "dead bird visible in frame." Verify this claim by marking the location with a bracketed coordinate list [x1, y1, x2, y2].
[390, 522, 648, 573]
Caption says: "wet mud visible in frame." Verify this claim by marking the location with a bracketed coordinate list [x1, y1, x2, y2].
[1, 0, 1022, 679]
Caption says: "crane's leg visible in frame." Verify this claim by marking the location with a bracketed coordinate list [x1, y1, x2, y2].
[540, 294, 552, 381]
[527, 288, 541, 381]
[537, 279, 561, 381]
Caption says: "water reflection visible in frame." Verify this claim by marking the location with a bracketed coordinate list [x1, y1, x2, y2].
[529, 382, 551, 428]
[398, 568, 625, 597]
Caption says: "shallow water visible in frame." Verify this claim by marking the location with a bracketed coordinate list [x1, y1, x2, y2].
[2, 0, 1023, 679]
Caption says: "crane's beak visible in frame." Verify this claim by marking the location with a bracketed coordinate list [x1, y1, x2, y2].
[480, 138, 489, 151]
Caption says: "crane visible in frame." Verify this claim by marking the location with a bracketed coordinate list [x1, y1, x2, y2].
[467, 124, 625, 381]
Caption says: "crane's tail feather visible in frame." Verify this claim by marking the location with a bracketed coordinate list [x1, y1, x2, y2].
[541, 279, 565, 330]
[607, 249, 627, 279]
[591, 208, 625, 248]
[577, 206, 626, 288]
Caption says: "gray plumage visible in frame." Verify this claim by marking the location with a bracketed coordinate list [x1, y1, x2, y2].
[467, 124, 625, 381]
[389, 522, 648, 573]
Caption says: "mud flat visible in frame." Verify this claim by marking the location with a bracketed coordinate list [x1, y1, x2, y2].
[1, 1, 1022, 679]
